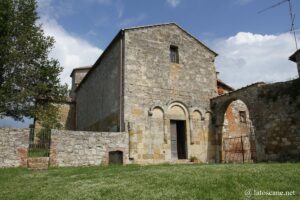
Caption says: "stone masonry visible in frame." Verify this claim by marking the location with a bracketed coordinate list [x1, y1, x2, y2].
[0, 128, 29, 168]
[74, 23, 219, 164]
[211, 79, 300, 162]
[50, 130, 128, 167]
[123, 24, 218, 164]
[75, 38, 121, 132]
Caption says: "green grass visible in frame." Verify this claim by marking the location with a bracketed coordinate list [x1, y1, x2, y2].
[0, 163, 299, 200]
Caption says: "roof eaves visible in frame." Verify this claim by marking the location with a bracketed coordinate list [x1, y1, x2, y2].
[217, 79, 235, 91]
[70, 66, 92, 77]
[75, 30, 124, 92]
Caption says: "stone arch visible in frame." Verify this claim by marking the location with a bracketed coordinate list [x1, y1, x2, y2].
[211, 83, 267, 163]
[217, 99, 256, 163]
[214, 96, 253, 126]
[167, 101, 189, 120]
[166, 101, 190, 160]
[167, 101, 189, 113]
[148, 105, 166, 116]
[190, 108, 205, 120]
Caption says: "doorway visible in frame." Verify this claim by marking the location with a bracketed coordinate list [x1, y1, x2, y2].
[109, 151, 123, 164]
[170, 120, 187, 160]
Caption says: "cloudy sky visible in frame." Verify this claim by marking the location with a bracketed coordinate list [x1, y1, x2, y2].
[1, 0, 300, 127]
[36, 0, 300, 88]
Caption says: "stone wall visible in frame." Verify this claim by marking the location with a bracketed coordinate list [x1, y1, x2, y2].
[34, 101, 76, 131]
[123, 24, 218, 164]
[75, 37, 122, 132]
[222, 100, 251, 138]
[50, 130, 128, 167]
[211, 79, 300, 162]
[0, 128, 29, 168]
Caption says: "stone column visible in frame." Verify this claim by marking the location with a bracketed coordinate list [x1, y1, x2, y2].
[163, 116, 168, 143]
[215, 124, 224, 163]
[189, 113, 194, 144]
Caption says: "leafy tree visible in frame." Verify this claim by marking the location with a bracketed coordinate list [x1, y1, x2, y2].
[0, 0, 67, 128]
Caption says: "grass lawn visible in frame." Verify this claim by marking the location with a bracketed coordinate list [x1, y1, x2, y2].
[0, 163, 299, 200]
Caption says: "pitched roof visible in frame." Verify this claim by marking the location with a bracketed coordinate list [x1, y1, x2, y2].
[123, 23, 218, 56]
[217, 79, 235, 91]
[76, 23, 218, 92]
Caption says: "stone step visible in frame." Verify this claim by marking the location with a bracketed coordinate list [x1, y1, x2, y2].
[27, 157, 49, 170]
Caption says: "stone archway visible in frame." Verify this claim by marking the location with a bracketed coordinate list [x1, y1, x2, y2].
[167, 102, 190, 160]
[221, 99, 256, 163]
[211, 83, 265, 163]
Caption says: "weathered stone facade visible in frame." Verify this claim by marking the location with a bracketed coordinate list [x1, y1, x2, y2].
[75, 37, 121, 132]
[73, 23, 218, 164]
[0, 128, 29, 168]
[211, 79, 300, 162]
[44, 23, 299, 166]
[222, 100, 251, 138]
[50, 130, 128, 167]
[123, 24, 218, 164]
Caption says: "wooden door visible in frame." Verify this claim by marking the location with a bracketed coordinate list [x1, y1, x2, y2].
[170, 120, 178, 160]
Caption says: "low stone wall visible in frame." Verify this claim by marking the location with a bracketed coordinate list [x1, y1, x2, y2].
[0, 128, 29, 168]
[50, 130, 128, 167]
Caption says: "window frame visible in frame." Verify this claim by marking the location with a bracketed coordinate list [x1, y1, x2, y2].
[239, 111, 247, 123]
[170, 45, 179, 63]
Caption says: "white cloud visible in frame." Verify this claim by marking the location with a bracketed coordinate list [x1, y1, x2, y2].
[213, 32, 299, 89]
[37, 0, 102, 87]
[166, 0, 181, 7]
[37, 1, 103, 87]
[40, 17, 103, 86]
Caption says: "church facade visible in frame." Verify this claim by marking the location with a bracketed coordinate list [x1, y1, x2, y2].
[72, 23, 219, 163]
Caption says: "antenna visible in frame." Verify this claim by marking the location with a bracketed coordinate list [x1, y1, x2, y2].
[258, 0, 298, 50]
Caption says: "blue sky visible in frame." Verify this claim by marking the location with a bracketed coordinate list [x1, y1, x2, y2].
[1, 0, 300, 128]
[41, 0, 299, 46]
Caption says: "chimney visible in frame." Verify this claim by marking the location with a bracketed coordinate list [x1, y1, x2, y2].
[289, 49, 300, 78]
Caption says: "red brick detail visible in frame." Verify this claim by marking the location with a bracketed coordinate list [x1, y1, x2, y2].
[17, 147, 28, 167]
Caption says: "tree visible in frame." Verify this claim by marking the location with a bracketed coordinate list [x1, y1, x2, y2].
[0, 0, 67, 128]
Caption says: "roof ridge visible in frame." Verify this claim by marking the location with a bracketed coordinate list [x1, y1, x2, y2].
[122, 22, 177, 31]
[123, 22, 217, 56]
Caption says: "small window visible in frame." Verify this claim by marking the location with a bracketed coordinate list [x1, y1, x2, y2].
[109, 151, 123, 164]
[239, 111, 246, 123]
[170, 46, 179, 63]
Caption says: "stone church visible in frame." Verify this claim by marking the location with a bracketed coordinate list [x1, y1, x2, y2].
[68, 23, 219, 163]
[1, 20, 299, 168]
[44, 23, 299, 165]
